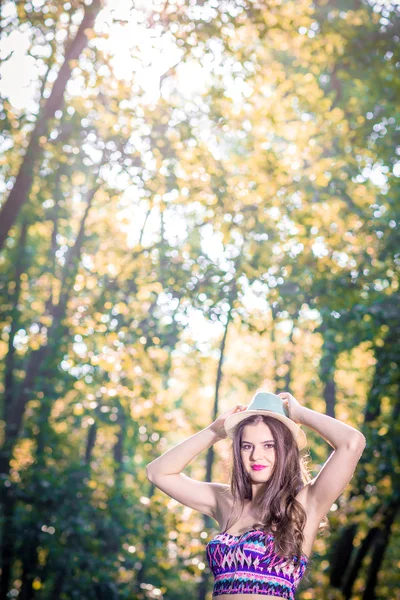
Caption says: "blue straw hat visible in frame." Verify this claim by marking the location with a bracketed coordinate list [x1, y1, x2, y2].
[224, 389, 307, 450]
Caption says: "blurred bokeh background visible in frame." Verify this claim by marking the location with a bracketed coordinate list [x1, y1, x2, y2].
[0, 0, 399, 598]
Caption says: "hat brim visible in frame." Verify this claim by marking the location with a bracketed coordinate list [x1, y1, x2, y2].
[224, 410, 307, 451]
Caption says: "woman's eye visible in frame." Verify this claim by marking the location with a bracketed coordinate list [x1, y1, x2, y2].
[241, 444, 274, 450]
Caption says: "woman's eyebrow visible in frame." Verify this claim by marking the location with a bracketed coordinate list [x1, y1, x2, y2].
[242, 440, 274, 444]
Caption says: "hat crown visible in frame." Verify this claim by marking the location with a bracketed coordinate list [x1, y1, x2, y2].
[222, 388, 307, 450]
[249, 390, 289, 419]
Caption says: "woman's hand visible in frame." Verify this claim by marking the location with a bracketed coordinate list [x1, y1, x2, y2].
[209, 404, 248, 439]
[277, 392, 304, 425]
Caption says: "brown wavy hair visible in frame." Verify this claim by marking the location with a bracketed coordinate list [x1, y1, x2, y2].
[221, 414, 329, 563]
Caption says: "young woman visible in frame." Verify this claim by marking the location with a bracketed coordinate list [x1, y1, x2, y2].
[146, 389, 366, 599]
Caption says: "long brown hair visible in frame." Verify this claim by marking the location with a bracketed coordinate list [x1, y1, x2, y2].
[221, 414, 329, 562]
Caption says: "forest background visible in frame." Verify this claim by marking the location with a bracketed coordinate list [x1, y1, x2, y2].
[0, 0, 399, 599]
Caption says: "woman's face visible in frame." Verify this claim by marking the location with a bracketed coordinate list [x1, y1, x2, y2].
[240, 422, 276, 482]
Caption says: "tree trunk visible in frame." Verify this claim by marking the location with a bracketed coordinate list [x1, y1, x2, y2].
[283, 315, 297, 392]
[19, 526, 41, 600]
[362, 502, 398, 600]
[342, 526, 380, 599]
[332, 321, 399, 598]
[329, 523, 358, 588]
[19, 370, 57, 599]
[324, 378, 336, 419]
[0, 486, 17, 600]
[85, 420, 98, 465]
[3, 220, 29, 423]
[0, 185, 98, 596]
[113, 405, 126, 475]
[0, 0, 102, 251]
[198, 287, 236, 600]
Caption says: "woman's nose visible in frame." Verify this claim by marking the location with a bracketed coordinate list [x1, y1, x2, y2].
[251, 452, 265, 461]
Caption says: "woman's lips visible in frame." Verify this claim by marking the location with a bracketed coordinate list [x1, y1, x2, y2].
[251, 465, 267, 470]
